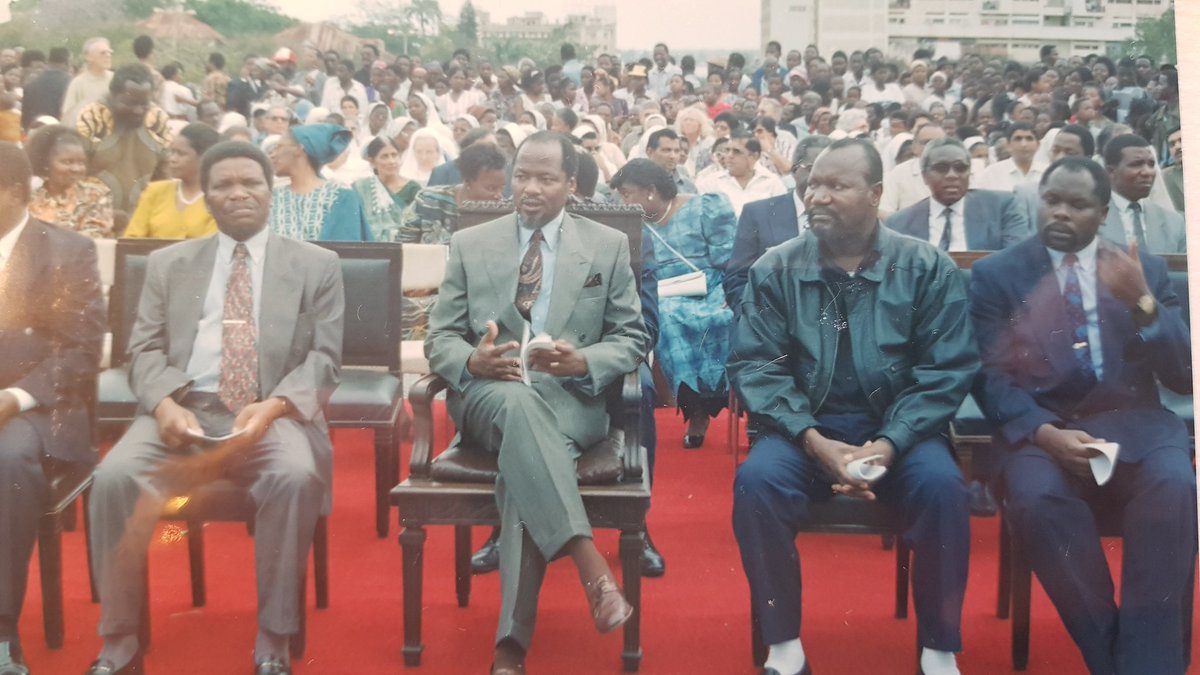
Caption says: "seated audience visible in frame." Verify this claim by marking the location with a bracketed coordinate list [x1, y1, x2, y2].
[352, 136, 420, 242]
[970, 156, 1194, 675]
[729, 138, 977, 675]
[124, 122, 221, 239]
[267, 123, 371, 240]
[26, 124, 114, 238]
[1098, 133, 1185, 253]
[695, 130, 786, 217]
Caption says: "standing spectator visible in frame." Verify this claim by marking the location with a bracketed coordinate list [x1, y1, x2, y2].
[560, 43, 583, 86]
[225, 56, 267, 120]
[160, 63, 198, 121]
[26, 125, 114, 238]
[76, 64, 172, 219]
[21, 46, 70, 131]
[648, 44, 682, 100]
[132, 35, 164, 97]
[61, 38, 113, 126]
[124, 122, 220, 239]
[354, 43, 380, 87]
[267, 123, 371, 241]
[201, 52, 230, 110]
[611, 159, 737, 448]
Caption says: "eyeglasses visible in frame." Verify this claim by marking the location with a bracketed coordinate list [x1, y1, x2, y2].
[790, 161, 813, 173]
[926, 161, 971, 175]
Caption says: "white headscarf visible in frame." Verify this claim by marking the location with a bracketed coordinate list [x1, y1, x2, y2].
[398, 127, 459, 186]
[632, 124, 667, 160]
[498, 122, 528, 149]
[359, 101, 393, 145]
[411, 92, 451, 137]
[304, 107, 331, 125]
[218, 111, 248, 133]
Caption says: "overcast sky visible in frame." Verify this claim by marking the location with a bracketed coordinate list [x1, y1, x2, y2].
[272, 0, 759, 52]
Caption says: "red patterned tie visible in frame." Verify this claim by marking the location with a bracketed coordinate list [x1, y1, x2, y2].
[218, 243, 258, 413]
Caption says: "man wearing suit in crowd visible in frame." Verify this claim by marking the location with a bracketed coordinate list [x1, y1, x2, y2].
[970, 157, 1194, 675]
[1014, 124, 1095, 229]
[1098, 133, 1186, 253]
[425, 131, 647, 674]
[0, 143, 105, 675]
[730, 138, 978, 675]
[886, 137, 1030, 251]
[724, 134, 831, 314]
[86, 141, 344, 675]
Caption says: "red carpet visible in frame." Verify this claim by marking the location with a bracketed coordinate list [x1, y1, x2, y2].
[16, 407, 1200, 674]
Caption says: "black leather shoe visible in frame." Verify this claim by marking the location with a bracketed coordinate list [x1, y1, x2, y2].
[253, 658, 291, 675]
[968, 480, 998, 517]
[84, 653, 143, 675]
[471, 529, 501, 575]
[682, 434, 705, 449]
[0, 640, 29, 675]
[641, 533, 665, 578]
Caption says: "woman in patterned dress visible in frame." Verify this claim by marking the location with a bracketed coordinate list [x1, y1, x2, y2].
[25, 124, 114, 238]
[266, 123, 371, 241]
[611, 159, 737, 448]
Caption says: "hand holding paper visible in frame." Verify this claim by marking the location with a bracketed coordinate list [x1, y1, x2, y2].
[1082, 442, 1120, 486]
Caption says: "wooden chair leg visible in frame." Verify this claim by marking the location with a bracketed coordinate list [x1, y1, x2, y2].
[374, 429, 395, 539]
[38, 512, 65, 649]
[895, 538, 910, 620]
[62, 499, 78, 532]
[314, 516, 329, 610]
[290, 570, 307, 660]
[1011, 534, 1031, 671]
[84, 489, 99, 603]
[997, 512, 1012, 619]
[187, 519, 205, 607]
[619, 530, 644, 672]
[454, 525, 471, 608]
[399, 527, 426, 666]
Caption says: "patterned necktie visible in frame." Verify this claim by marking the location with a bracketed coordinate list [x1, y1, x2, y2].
[515, 228, 544, 320]
[1129, 201, 1149, 249]
[939, 207, 953, 251]
[218, 243, 259, 413]
[1061, 253, 1096, 381]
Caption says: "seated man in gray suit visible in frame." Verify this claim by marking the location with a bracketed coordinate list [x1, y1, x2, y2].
[0, 143, 105, 675]
[1100, 133, 1186, 253]
[886, 137, 1029, 251]
[87, 142, 344, 675]
[425, 131, 647, 674]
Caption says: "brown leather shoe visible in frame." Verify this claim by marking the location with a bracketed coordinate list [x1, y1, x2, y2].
[585, 574, 633, 633]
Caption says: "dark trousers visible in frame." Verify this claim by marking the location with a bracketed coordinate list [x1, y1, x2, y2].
[732, 413, 969, 650]
[0, 417, 47, 647]
[640, 363, 656, 485]
[1003, 444, 1197, 675]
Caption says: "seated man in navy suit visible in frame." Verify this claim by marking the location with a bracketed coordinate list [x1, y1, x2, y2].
[885, 137, 1029, 251]
[724, 134, 831, 314]
[970, 157, 1195, 675]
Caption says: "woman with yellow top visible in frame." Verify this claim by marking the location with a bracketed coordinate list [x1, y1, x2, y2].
[124, 123, 221, 239]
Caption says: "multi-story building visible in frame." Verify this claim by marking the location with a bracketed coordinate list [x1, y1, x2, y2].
[763, 0, 1171, 61]
[477, 6, 617, 55]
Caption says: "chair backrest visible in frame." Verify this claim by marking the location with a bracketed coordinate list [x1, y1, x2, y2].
[94, 238, 117, 290]
[401, 243, 449, 292]
[110, 238, 179, 368]
[310, 241, 403, 371]
[458, 200, 645, 287]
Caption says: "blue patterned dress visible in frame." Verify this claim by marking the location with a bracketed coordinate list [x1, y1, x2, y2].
[649, 192, 737, 405]
[268, 180, 373, 241]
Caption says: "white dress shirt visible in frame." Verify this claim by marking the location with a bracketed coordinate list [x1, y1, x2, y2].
[0, 210, 37, 411]
[187, 229, 269, 394]
[320, 78, 369, 113]
[518, 210, 565, 336]
[880, 157, 929, 213]
[928, 198, 967, 251]
[647, 64, 682, 100]
[976, 158, 1046, 194]
[793, 191, 807, 231]
[1110, 192, 1143, 246]
[697, 164, 788, 218]
[1046, 238, 1103, 378]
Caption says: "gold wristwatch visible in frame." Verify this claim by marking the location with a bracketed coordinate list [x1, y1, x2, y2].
[1135, 293, 1157, 318]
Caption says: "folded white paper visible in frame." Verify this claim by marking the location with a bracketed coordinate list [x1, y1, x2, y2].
[185, 428, 248, 446]
[519, 323, 556, 386]
[847, 454, 888, 482]
[1083, 442, 1120, 486]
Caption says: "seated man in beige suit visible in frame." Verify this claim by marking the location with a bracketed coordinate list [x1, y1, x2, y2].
[425, 131, 647, 674]
[87, 141, 343, 675]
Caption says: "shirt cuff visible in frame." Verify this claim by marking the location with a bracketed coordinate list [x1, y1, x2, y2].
[1138, 316, 1166, 342]
[4, 387, 38, 412]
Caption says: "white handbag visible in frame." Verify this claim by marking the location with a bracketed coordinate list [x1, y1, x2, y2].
[647, 225, 708, 298]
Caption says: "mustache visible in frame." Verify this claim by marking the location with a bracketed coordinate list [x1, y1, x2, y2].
[807, 208, 840, 221]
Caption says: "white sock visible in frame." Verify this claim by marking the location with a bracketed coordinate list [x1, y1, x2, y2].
[920, 648, 960, 675]
[97, 634, 138, 668]
[764, 638, 806, 674]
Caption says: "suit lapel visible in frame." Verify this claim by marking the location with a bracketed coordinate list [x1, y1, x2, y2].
[258, 234, 304, 392]
[1142, 203, 1166, 252]
[480, 214, 527, 335]
[774, 194, 799, 245]
[543, 213, 593, 338]
[964, 194, 984, 250]
[1099, 200, 1127, 247]
[1, 219, 49, 309]
[167, 237, 217, 367]
[1020, 244, 1077, 372]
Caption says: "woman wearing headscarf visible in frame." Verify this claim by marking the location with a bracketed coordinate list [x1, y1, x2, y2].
[611, 159, 737, 448]
[451, 113, 479, 145]
[581, 113, 627, 171]
[359, 101, 393, 145]
[489, 65, 524, 123]
[518, 108, 546, 132]
[675, 106, 714, 176]
[352, 135, 421, 241]
[395, 142, 508, 340]
[407, 92, 452, 139]
[125, 123, 220, 239]
[387, 115, 417, 154]
[267, 123, 372, 240]
[398, 127, 458, 187]
[495, 122, 526, 162]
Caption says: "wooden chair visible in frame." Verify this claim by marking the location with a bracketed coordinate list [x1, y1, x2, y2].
[312, 242, 408, 539]
[390, 202, 652, 672]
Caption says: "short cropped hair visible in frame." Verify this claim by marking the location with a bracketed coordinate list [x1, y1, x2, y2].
[920, 137, 968, 173]
[609, 158, 678, 201]
[1056, 124, 1095, 157]
[517, 131, 578, 179]
[456, 142, 507, 183]
[824, 137, 883, 185]
[1103, 133, 1150, 168]
[200, 141, 273, 192]
[1041, 156, 1110, 205]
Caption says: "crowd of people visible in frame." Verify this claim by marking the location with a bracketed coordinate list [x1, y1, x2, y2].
[0, 27, 1192, 675]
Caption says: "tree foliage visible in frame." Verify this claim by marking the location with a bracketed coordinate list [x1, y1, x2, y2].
[456, 0, 478, 47]
[1125, 7, 1176, 65]
[185, 0, 298, 37]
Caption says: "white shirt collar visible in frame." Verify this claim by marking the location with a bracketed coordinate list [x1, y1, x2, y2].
[1046, 236, 1099, 273]
[1110, 191, 1136, 212]
[216, 226, 270, 265]
[932, 197, 964, 218]
[0, 209, 30, 270]
[518, 209, 566, 252]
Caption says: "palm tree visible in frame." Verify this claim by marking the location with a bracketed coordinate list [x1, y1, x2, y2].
[406, 0, 442, 37]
